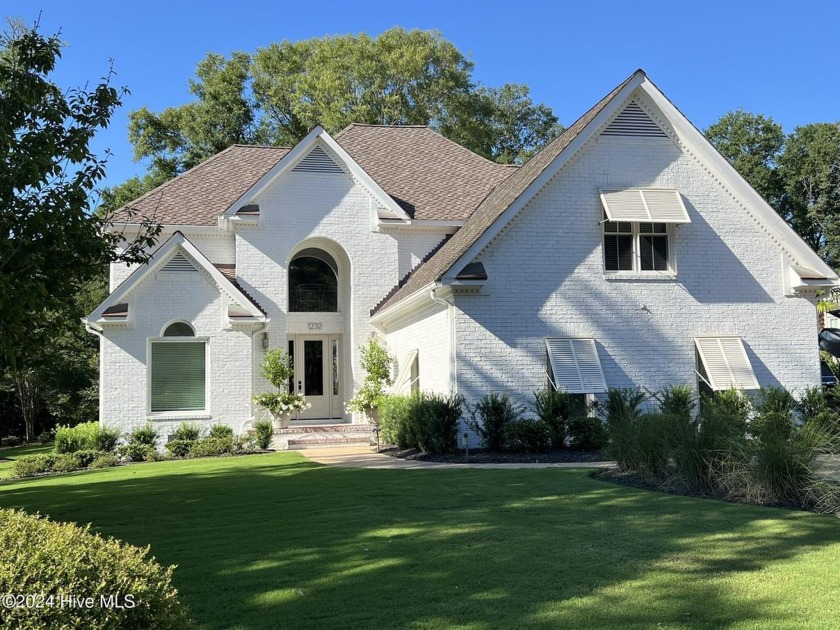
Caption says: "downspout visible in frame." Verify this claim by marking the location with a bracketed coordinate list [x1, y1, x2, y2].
[241, 321, 269, 436]
[84, 321, 105, 426]
[430, 286, 457, 393]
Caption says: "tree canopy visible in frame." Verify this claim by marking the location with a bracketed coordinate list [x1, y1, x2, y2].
[0, 22, 159, 372]
[706, 112, 840, 269]
[115, 28, 562, 208]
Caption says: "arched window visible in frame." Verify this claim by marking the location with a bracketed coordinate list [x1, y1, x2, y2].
[163, 322, 195, 337]
[151, 321, 205, 412]
[289, 249, 338, 312]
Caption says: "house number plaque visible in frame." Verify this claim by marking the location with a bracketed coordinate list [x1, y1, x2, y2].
[308, 322, 323, 331]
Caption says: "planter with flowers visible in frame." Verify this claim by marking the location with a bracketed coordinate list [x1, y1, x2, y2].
[254, 349, 309, 429]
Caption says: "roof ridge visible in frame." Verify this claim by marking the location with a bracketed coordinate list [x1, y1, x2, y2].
[230, 143, 293, 150]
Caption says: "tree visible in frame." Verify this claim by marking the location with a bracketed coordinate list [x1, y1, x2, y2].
[778, 123, 840, 266]
[0, 23, 159, 400]
[705, 109, 785, 205]
[125, 27, 561, 184]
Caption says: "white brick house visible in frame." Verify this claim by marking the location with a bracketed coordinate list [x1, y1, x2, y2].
[85, 70, 837, 443]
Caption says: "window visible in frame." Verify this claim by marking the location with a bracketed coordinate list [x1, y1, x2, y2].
[603, 221, 670, 272]
[289, 249, 338, 312]
[151, 322, 206, 413]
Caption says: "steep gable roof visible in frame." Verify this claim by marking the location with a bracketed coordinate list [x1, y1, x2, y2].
[373, 70, 642, 314]
[335, 124, 518, 220]
[111, 145, 291, 226]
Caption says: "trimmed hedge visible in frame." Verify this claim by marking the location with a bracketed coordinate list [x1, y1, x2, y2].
[254, 421, 273, 450]
[503, 419, 552, 452]
[55, 422, 120, 454]
[0, 508, 190, 629]
[379, 393, 462, 453]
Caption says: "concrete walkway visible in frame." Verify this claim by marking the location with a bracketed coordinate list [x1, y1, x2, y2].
[299, 446, 615, 469]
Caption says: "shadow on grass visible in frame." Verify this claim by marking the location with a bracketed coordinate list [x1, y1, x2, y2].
[0, 453, 838, 629]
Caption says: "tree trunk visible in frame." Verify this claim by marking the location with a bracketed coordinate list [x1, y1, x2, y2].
[14, 371, 40, 442]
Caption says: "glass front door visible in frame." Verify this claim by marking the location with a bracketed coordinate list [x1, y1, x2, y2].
[290, 335, 342, 420]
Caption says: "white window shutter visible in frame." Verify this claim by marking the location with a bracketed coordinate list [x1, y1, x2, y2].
[391, 349, 418, 395]
[600, 189, 690, 223]
[545, 338, 607, 394]
[695, 337, 759, 390]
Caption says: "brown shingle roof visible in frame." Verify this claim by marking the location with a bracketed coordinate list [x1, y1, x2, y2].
[373, 71, 641, 314]
[335, 124, 518, 220]
[111, 145, 290, 225]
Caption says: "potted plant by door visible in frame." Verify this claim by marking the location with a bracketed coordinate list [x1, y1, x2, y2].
[254, 349, 310, 429]
[345, 338, 393, 426]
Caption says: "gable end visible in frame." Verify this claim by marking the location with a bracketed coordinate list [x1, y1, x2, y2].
[601, 101, 668, 138]
[292, 146, 344, 175]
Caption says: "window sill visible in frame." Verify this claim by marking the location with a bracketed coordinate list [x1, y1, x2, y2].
[603, 272, 678, 282]
[147, 413, 211, 422]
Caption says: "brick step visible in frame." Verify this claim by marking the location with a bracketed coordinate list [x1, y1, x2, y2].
[274, 423, 373, 435]
[287, 435, 372, 449]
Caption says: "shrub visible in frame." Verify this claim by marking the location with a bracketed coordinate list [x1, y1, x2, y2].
[254, 420, 273, 450]
[55, 421, 101, 454]
[1, 435, 22, 447]
[51, 453, 85, 474]
[95, 426, 121, 453]
[533, 389, 575, 448]
[504, 419, 552, 452]
[36, 430, 54, 444]
[208, 424, 234, 439]
[0, 508, 190, 629]
[632, 413, 672, 478]
[173, 422, 201, 442]
[567, 415, 608, 451]
[656, 385, 695, 420]
[602, 388, 646, 469]
[189, 436, 234, 458]
[165, 440, 194, 458]
[129, 423, 159, 447]
[346, 338, 393, 415]
[468, 392, 522, 451]
[12, 454, 57, 478]
[117, 443, 158, 463]
[231, 435, 259, 454]
[378, 394, 413, 448]
[89, 453, 119, 470]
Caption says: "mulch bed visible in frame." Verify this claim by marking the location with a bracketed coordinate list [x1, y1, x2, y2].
[379, 446, 609, 464]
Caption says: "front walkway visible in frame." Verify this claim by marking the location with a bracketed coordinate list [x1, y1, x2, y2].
[299, 446, 615, 469]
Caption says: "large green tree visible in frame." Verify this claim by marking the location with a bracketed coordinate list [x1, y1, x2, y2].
[0, 22, 159, 435]
[123, 27, 561, 197]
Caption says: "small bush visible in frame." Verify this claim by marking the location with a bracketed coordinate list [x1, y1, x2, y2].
[173, 421, 201, 442]
[254, 420, 273, 450]
[379, 394, 414, 448]
[468, 393, 522, 451]
[533, 389, 574, 448]
[55, 422, 101, 454]
[12, 454, 57, 478]
[117, 443, 158, 463]
[567, 416, 608, 451]
[36, 430, 54, 444]
[0, 508, 190, 629]
[504, 419, 552, 452]
[208, 424, 234, 439]
[602, 388, 646, 468]
[405, 393, 462, 454]
[129, 423, 159, 447]
[165, 440, 194, 458]
[231, 435, 259, 454]
[189, 436, 234, 458]
[632, 414, 672, 478]
[51, 453, 85, 474]
[656, 385, 695, 420]
[1, 435, 22, 447]
[89, 453, 119, 470]
[95, 426, 121, 453]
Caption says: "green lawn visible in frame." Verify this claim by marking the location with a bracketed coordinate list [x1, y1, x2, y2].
[0, 443, 53, 480]
[0, 453, 838, 629]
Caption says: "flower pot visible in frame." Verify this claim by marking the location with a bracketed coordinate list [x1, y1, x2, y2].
[270, 413, 291, 430]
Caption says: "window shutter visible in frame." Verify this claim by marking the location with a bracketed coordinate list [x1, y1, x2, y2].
[600, 189, 690, 223]
[151, 342, 206, 412]
[391, 349, 419, 395]
[545, 338, 607, 394]
[695, 337, 759, 390]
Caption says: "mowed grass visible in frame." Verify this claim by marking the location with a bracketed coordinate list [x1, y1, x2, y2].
[0, 453, 839, 629]
[0, 443, 53, 480]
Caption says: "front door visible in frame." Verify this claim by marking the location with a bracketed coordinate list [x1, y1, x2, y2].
[289, 335, 342, 420]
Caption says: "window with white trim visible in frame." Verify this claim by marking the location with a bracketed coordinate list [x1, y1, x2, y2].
[600, 188, 690, 274]
[150, 323, 206, 412]
[694, 336, 759, 393]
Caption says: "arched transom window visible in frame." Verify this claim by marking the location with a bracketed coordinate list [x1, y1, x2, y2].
[289, 249, 338, 312]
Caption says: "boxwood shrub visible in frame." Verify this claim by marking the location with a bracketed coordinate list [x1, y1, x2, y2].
[254, 421, 273, 450]
[503, 419, 552, 452]
[0, 508, 190, 629]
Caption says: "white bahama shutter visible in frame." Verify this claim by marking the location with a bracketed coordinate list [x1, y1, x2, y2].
[600, 188, 690, 223]
[695, 337, 759, 390]
[151, 342, 207, 412]
[391, 349, 418, 395]
[545, 338, 607, 394]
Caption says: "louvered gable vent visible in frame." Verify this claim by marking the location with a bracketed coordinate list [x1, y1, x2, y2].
[292, 146, 344, 174]
[545, 338, 607, 394]
[162, 253, 197, 273]
[602, 101, 668, 138]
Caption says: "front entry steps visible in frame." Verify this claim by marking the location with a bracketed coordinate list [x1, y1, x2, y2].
[270, 423, 375, 450]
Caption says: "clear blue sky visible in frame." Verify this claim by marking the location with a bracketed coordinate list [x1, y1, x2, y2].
[5, 0, 840, 190]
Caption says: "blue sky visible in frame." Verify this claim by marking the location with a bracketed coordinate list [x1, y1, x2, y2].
[5, 0, 840, 190]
